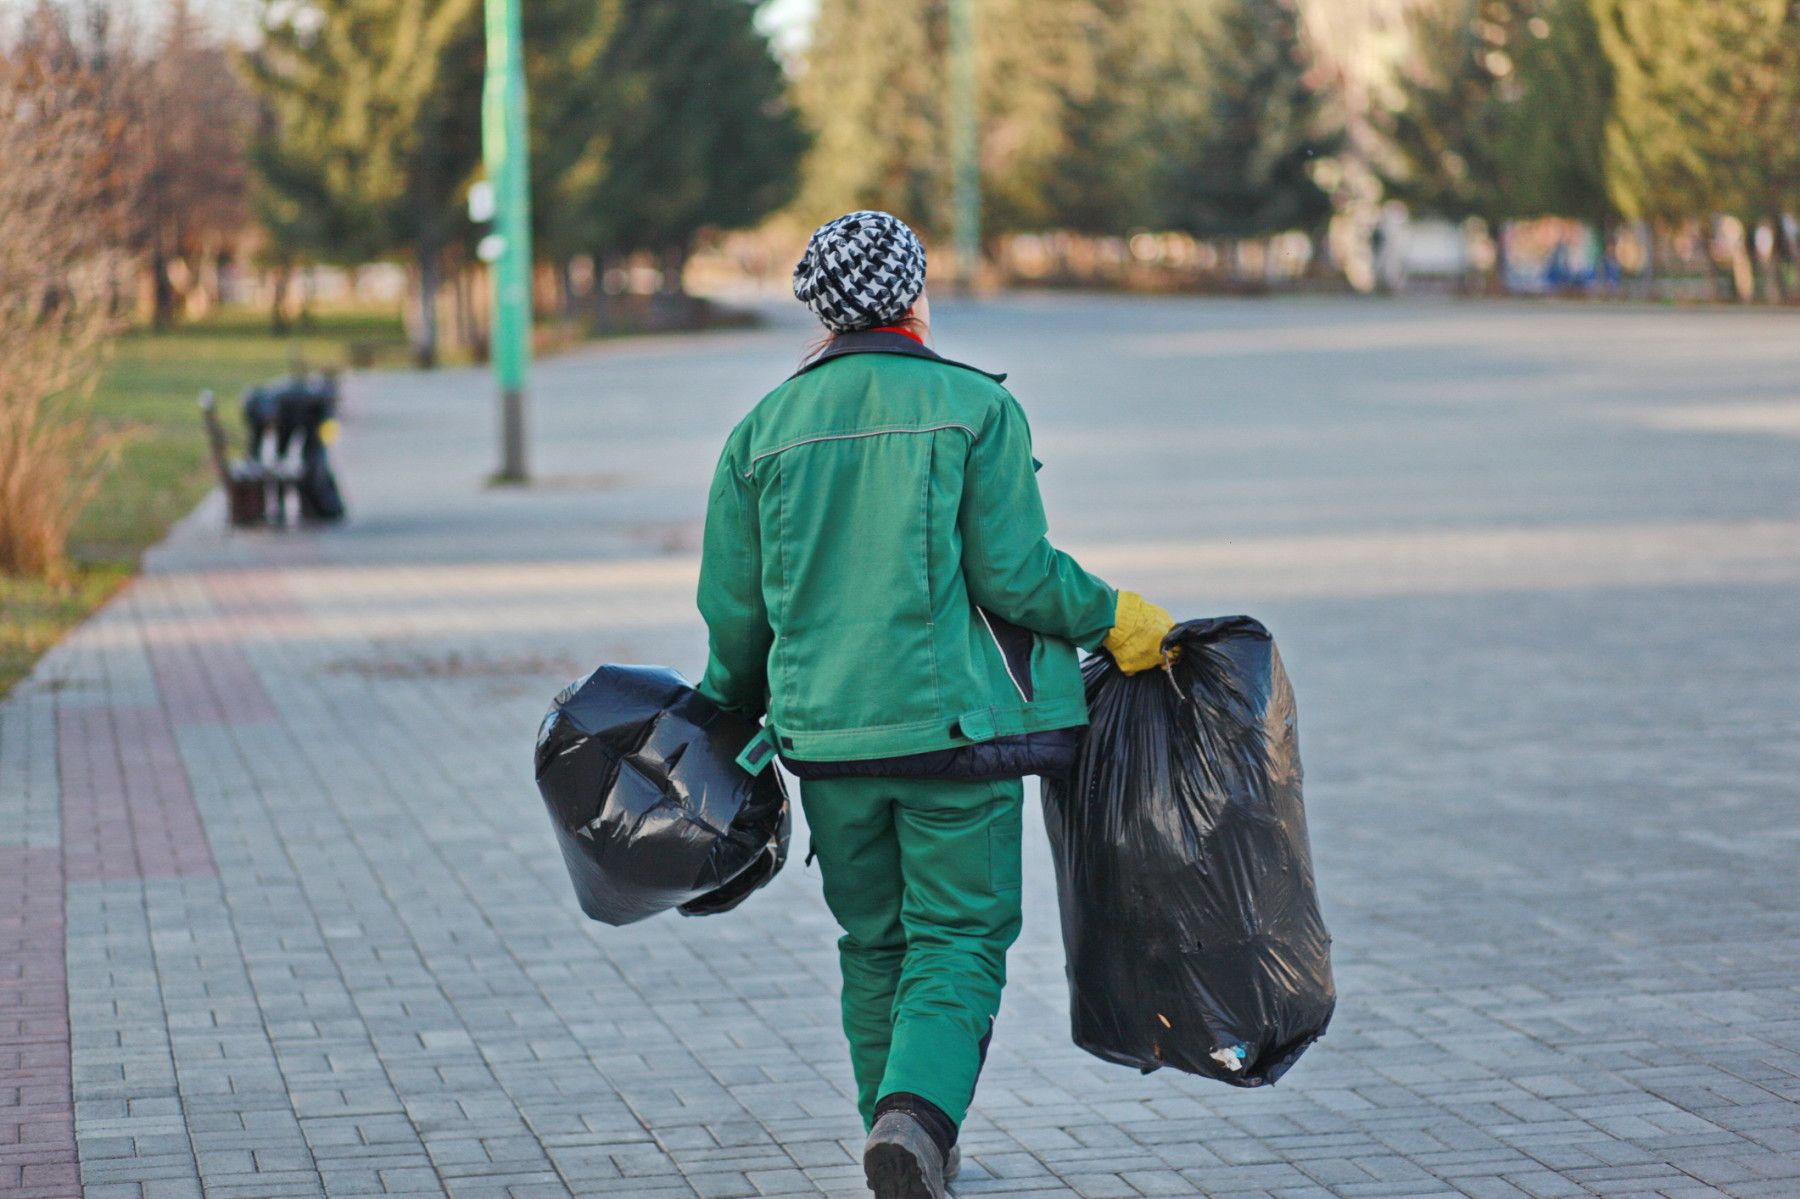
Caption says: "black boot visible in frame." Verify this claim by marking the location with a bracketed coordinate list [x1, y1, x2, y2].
[863, 1110, 948, 1199]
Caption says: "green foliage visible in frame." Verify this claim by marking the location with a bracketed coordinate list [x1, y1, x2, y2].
[246, 0, 484, 265]
[1387, 0, 1611, 225]
[579, 0, 808, 259]
[1495, 0, 1612, 223]
[250, 0, 800, 287]
[795, 0, 951, 233]
[1595, 0, 1799, 223]
[796, 0, 1303, 241]
[1028, 0, 1205, 235]
[1158, 0, 1342, 239]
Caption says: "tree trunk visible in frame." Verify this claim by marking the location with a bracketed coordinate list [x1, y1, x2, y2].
[557, 258, 577, 319]
[1639, 221, 1658, 300]
[1490, 221, 1510, 297]
[590, 250, 608, 326]
[659, 244, 689, 296]
[1731, 219, 1756, 303]
[269, 263, 291, 335]
[1598, 218, 1619, 297]
[151, 243, 177, 330]
[1780, 216, 1800, 304]
[298, 266, 316, 330]
[412, 241, 441, 368]
[1307, 225, 1334, 282]
[1765, 215, 1789, 303]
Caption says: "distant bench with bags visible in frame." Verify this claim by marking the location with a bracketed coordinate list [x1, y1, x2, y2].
[198, 372, 347, 528]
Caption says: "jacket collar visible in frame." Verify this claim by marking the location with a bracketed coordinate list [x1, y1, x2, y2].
[791, 329, 1007, 383]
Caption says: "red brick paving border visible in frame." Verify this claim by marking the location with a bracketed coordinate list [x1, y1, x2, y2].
[0, 847, 78, 1199]
[146, 633, 279, 727]
[202, 569, 316, 634]
[59, 703, 215, 882]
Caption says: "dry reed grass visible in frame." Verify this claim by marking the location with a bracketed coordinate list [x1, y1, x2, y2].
[0, 6, 130, 580]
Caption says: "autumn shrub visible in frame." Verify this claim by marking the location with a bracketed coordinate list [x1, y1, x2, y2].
[0, 7, 127, 580]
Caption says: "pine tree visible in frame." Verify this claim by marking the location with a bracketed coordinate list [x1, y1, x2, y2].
[1159, 0, 1342, 242]
[536, 0, 806, 282]
[1030, 0, 1192, 235]
[1595, 0, 1798, 237]
[795, 0, 1225, 243]
[595, 0, 806, 269]
[524, 0, 623, 265]
[1588, 0, 1717, 226]
[1492, 0, 1612, 224]
[794, 0, 951, 234]
[247, 0, 483, 362]
[1386, 0, 1611, 225]
[1384, 0, 1510, 223]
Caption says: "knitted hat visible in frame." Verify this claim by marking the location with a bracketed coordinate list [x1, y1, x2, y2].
[792, 211, 927, 334]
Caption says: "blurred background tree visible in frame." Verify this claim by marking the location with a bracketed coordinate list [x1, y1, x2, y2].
[794, 1, 950, 235]
[565, 0, 806, 293]
[247, 0, 484, 365]
[1597, 0, 1799, 298]
[133, 0, 255, 330]
[1157, 0, 1341, 248]
[1385, 0, 1612, 285]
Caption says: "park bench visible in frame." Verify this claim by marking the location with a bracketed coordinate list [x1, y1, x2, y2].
[198, 377, 347, 527]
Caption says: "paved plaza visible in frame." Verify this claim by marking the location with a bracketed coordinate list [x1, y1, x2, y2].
[4, 294, 1799, 1199]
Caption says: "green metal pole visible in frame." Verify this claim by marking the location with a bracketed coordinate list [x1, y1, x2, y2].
[482, 0, 532, 482]
[949, 0, 980, 294]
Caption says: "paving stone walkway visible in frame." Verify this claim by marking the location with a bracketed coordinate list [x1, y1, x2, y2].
[4, 295, 1799, 1199]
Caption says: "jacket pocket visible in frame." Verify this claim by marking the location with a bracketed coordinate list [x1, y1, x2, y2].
[976, 606, 1036, 703]
[988, 792, 1023, 894]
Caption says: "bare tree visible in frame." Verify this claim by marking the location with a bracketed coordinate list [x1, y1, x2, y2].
[131, 0, 255, 326]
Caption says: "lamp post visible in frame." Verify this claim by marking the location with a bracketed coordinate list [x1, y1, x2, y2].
[949, 0, 980, 294]
[482, 0, 532, 482]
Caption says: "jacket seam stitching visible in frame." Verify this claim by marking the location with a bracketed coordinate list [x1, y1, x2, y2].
[743, 425, 977, 475]
[923, 436, 943, 711]
[776, 457, 790, 710]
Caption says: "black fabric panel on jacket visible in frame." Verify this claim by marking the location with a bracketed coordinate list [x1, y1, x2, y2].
[781, 727, 1082, 782]
[978, 607, 1037, 702]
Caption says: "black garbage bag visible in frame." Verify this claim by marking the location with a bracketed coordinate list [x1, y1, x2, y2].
[1041, 616, 1333, 1085]
[535, 664, 789, 925]
[296, 461, 345, 522]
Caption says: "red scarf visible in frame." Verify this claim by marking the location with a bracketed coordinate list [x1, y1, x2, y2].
[869, 324, 924, 345]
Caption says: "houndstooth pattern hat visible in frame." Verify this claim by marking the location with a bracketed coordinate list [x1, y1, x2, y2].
[793, 211, 928, 334]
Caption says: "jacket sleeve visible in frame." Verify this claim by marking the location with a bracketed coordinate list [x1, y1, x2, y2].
[958, 391, 1118, 651]
[696, 443, 773, 719]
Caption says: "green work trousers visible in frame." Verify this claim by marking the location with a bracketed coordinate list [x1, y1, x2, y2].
[798, 774, 1025, 1130]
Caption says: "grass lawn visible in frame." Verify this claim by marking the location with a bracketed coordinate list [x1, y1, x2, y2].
[0, 308, 407, 698]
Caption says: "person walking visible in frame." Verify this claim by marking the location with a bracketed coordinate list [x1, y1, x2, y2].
[695, 211, 1174, 1199]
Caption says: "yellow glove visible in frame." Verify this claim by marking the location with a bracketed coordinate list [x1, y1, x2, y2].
[1103, 591, 1175, 675]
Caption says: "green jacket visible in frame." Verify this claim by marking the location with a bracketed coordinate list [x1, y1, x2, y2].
[696, 331, 1117, 765]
